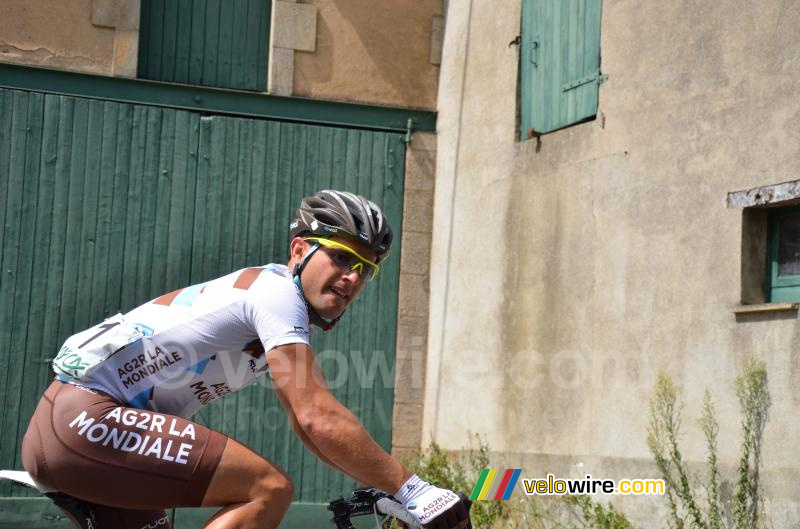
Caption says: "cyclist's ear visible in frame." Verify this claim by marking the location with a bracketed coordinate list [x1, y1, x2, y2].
[289, 237, 308, 264]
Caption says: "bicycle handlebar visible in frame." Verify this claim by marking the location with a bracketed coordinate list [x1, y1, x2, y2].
[375, 497, 419, 527]
[327, 488, 472, 529]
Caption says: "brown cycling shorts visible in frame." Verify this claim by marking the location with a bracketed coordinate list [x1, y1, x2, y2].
[21, 380, 228, 527]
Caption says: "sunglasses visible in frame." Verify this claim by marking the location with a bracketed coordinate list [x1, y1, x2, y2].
[304, 237, 380, 282]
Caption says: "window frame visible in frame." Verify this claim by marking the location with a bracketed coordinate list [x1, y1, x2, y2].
[766, 205, 800, 302]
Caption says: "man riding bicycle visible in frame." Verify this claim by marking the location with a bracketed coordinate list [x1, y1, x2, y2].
[21, 190, 468, 529]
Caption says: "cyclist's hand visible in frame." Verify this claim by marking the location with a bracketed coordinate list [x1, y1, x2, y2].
[394, 475, 468, 529]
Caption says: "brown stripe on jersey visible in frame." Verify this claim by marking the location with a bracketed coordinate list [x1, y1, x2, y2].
[152, 288, 184, 306]
[233, 267, 264, 290]
[242, 339, 265, 358]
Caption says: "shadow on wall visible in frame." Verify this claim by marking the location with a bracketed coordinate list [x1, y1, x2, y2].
[307, 0, 439, 106]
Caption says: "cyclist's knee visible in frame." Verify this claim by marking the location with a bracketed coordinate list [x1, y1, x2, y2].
[251, 467, 294, 507]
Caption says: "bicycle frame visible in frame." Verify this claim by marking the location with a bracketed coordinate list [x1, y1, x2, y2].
[2, 471, 472, 529]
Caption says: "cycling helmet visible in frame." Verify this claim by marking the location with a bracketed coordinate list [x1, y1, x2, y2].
[289, 190, 393, 331]
[289, 190, 393, 263]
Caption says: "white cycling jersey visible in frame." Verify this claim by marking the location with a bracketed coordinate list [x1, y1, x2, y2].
[53, 264, 311, 418]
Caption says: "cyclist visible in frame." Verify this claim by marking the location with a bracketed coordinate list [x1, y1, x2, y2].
[21, 190, 468, 529]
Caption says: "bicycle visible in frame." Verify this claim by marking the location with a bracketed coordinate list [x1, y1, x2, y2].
[0, 470, 473, 529]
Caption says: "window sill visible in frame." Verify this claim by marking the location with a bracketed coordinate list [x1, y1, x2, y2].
[732, 302, 800, 315]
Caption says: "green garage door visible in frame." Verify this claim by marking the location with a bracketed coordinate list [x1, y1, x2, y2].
[0, 88, 405, 528]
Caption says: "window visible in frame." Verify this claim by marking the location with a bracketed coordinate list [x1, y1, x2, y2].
[519, 0, 605, 138]
[138, 0, 272, 91]
[766, 206, 800, 302]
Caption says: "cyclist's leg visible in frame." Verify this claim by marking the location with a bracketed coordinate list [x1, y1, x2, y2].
[199, 437, 294, 529]
[21, 381, 227, 515]
[24, 380, 294, 529]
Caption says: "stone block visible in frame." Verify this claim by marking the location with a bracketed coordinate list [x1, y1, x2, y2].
[395, 315, 428, 352]
[399, 231, 432, 275]
[393, 338, 426, 401]
[402, 189, 434, 234]
[392, 402, 423, 448]
[397, 273, 430, 318]
[410, 131, 437, 152]
[112, 29, 138, 78]
[92, 0, 118, 28]
[391, 446, 420, 465]
[272, 1, 317, 52]
[92, 0, 140, 30]
[116, 0, 140, 30]
[405, 148, 436, 192]
[268, 47, 294, 96]
[394, 366, 426, 404]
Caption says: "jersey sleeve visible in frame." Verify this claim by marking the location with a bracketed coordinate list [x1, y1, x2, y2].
[244, 274, 311, 352]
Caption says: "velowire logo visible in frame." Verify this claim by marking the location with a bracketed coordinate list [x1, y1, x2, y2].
[469, 468, 522, 500]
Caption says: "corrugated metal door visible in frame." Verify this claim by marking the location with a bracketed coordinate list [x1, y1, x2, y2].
[0, 88, 405, 527]
[138, 0, 272, 91]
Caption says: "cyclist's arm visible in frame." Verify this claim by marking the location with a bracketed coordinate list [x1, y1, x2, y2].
[273, 386, 352, 478]
[267, 342, 412, 493]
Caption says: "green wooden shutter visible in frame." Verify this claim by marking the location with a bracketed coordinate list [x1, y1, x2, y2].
[0, 88, 405, 527]
[138, 0, 271, 91]
[520, 0, 604, 137]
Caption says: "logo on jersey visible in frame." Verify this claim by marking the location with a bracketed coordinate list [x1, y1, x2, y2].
[190, 380, 231, 405]
[117, 347, 183, 389]
[69, 408, 196, 465]
[242, 340, 269, 375]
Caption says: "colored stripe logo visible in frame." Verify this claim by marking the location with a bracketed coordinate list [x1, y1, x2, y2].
[470, 468, 522, 500]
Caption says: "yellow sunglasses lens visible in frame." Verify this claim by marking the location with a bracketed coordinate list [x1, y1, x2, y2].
[305, 238, 379, 280]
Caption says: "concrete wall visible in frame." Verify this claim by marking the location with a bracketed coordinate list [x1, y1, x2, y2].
[426, 0, 800, 526]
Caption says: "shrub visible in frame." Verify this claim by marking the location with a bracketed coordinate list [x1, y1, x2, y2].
[647, 357, 771, 529]
[411, 435, 510, 528]
[411, 436, 638, 529]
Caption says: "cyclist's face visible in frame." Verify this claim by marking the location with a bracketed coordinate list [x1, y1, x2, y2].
[290, 236, 378, 319]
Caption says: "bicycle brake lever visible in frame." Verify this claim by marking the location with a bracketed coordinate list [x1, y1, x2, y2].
[328, 488, 390, 529]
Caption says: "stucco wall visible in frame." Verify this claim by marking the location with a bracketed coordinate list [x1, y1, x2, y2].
[0, 0, 113, 73]
[292, 0, 442, 109]
[0, 0, 139, 77]
[427, 0, 800, 526]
